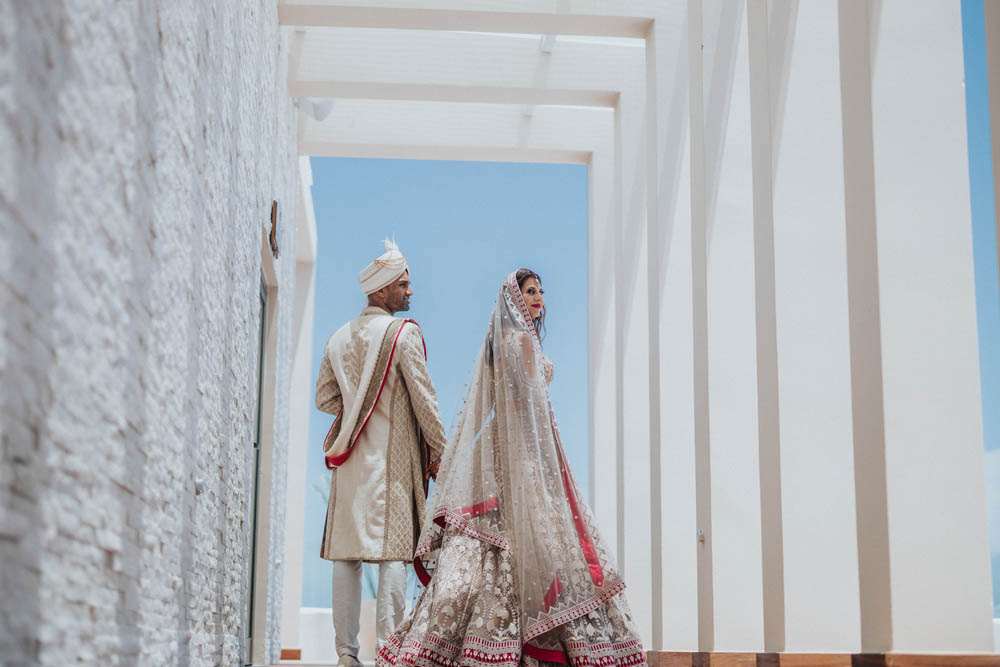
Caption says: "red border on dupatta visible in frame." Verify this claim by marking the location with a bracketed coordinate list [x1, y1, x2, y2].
[325, 319, 423, 470]
[510, 273, 602, 585]
[461, 496, 499, 518]
[553, 425, 604, 587]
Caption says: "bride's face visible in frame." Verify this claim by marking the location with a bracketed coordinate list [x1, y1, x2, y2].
[520, 277, 545, 319]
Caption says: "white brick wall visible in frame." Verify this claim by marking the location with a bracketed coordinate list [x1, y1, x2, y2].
[1, 2, 297, 664]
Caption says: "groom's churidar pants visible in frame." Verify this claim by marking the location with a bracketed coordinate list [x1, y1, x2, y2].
[332, 560, 407, 658]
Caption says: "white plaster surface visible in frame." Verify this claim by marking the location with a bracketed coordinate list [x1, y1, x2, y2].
[702, 3, 766, 650]
[0, 2, 298, 664]
[772, 0, 861, 651]
[871, 1, 994, 651]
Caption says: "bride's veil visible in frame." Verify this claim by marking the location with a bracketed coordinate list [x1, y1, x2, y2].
[414, 271, 625, 646]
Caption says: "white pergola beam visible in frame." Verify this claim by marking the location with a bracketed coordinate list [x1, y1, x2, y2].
[291, 29, 644, 94]
[278, 4, 652, 37]
[299, 100, 612, 152]
[289, 81, 618, 107]
[301, 142, 590, 164]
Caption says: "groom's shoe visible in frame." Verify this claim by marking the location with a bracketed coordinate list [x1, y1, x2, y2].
[337, 654, 363, 667]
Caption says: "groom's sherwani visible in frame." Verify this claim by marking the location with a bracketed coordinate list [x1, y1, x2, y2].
[316, 305, 447, 562]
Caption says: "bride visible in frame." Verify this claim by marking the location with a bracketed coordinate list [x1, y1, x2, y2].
[377, 270, 646, 667]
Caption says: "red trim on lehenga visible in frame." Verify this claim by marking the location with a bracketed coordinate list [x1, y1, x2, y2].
[523, 643, 569, 664]
[563, 639, 647, 667]
[414, 497, 503, 588]
[429, 507, 510, 551]
[377, 632, 523, 667]
[325, 319, 422, 469]
[377, 630, 646, 667]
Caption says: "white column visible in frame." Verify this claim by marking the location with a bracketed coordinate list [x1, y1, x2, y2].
[702, 0, 765, 651]
[644, 26, 664, 651]
[281, 260, 315, 654]
[650, 10, 698, 652]
[746, 0, 784, 652]
[772, 0, 860, 652]
[870, 0, 993, 651]
[688, 0, 715, 651]
[838, 0, 892, 651]
[282, 158, 317, 655]
[617, 54, 653, 644]
[589, 133, 618, 559]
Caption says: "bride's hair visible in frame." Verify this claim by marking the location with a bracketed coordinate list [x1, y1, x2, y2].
[515, 268, 546, 341]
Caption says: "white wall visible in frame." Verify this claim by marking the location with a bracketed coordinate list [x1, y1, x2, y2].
[701, 1, 767, 651]
[772, 0, 861, 651]
[871, 0, 994, 651]
[0, 2, 299, 664]
[651, 11, 699, 651]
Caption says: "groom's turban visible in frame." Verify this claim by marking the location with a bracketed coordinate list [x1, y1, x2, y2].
[359, 238, 409, 294]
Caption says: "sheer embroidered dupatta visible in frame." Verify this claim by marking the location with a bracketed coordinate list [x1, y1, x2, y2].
[414, 272, 625, 652]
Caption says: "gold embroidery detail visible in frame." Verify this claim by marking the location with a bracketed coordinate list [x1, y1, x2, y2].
[382, 377, 419, 560]
[315, 354, 343, 415]
[376, 533, 646, 667]
[342, 328, 368, 390]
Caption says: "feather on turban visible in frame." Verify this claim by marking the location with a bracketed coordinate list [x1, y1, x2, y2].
[359, 238, 409, 295]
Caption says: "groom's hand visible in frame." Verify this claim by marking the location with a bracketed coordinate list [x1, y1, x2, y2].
[425, 459, 441, 482]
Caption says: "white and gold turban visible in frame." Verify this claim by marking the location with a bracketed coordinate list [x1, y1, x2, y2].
[359, 238, 409, 295]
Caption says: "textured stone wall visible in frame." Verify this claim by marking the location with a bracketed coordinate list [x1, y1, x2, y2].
[0, 1, 297, 664]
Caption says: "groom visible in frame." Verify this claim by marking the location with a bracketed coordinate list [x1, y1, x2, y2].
[315, 239, 447, 667]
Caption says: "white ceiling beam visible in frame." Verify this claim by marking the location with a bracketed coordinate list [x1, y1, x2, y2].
[277, 4, 652, 37]
[288, 81, 618, 107]
[300, 142, 591, 164]
[291, 28, 644, 91]
[298, 99, 612, 152]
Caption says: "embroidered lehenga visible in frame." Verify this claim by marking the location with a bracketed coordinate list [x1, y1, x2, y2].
[376, 273, 646, 667]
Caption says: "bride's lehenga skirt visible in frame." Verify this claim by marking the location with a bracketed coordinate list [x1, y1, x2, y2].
[376, 531, 647, 667]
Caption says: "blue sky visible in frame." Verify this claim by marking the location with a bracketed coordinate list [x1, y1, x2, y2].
[301, 158, 589, 607]
[962, 0, 1000, 616]
[964, 1, 1000, 453]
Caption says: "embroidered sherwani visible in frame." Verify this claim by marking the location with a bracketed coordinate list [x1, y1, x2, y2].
[316, 306, 447, 562]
